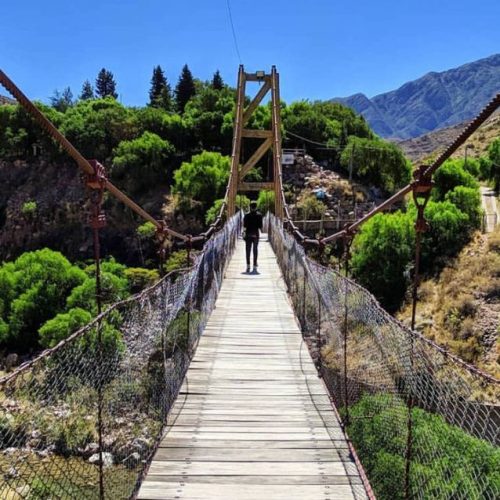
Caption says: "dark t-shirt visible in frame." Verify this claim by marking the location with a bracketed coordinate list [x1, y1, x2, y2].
[244, 211, 263, 237]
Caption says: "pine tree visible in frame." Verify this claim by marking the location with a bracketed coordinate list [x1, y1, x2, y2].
[50, 87, 73, 112]
[80, 80, 94, 100]
[95, 68, 118, 99]
[175, 64, 196, 113]
[149, 65, 172, 110]
[212, 70, 224, 90]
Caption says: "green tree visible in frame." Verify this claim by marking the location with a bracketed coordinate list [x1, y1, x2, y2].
[95, 68, 118, 99]
[183, 84, 235, 150]
[173, 151, 230, 208]
[432, 160, 479, 200]
[212, 70, 224, 90]
[351, 211, 415, 312]
[340, 136, 412, 194]
[282, 100, 372, 151]
[79, 80, 94, 100]
[39, 307, 92, 348]
[149, 65, 173, 111]
[0, 101, 64, 159]
[445, 186, 482, 230]
[50, 87, 74, 112]
[112, 131, 175, 191]
[60, 98, 137, 160]
[0, 249, 87, 350]
[417, 201, 470, 268]
[488, 137, 500, 189]
[175, 64, 196, 113]
[257, 190, 275, 214]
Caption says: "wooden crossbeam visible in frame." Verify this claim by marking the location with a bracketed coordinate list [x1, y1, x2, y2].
[242, 80, 271, 125]
[242, 129, 273, 139]
[239, 137, 273, 179]
[238, 182, 274, 191]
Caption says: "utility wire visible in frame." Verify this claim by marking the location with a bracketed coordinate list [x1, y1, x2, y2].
[226, 0, 242, 64]
[284, 130, 402, 152]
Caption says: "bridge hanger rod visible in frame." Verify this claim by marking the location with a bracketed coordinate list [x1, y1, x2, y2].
[0, 69, 188, 242]
[319, 92, 500, 245]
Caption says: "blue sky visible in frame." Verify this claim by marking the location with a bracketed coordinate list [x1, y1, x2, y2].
[1, 1, 499, 106]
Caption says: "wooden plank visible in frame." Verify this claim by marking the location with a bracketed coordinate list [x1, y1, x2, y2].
[152, 447, 347, 462]
[138, 483, 357, 500]
[141, 475, 362, 485]
[147, 461, 349, 476]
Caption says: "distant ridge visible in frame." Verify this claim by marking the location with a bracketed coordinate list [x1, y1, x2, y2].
[332, 54, 500, 139]
[0, 94, 15, 105]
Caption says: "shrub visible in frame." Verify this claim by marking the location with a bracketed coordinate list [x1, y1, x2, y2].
[112, 131, 175, 191]
[256, 190, 275, 214]
[432, 160, 479, 201]
[351, 211, 415, 312]
[124, 267, 159, 293]
[165, 250, 193, 273]
[1, 249, 87, 351]
[297, 195, 327, 220]
[340, 136, 412, 194]
[21, 200, 37, 216]
[39, 307, 92, 348]
[172, 151, 230, 209]
[348, 394, 500, 499]
[445, 186, 482, 229]
[136, 221, 156, 240]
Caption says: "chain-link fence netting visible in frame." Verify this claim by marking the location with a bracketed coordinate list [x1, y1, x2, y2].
[268, 214, 500, 500]
[0, 214, 241, 499]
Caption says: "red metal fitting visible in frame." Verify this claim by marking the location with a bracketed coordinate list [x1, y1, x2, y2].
[85, 160, 107, 190]
[86, 161, 107, 229]
[90, 213, 107, 229]
[412, 165, 433, 233]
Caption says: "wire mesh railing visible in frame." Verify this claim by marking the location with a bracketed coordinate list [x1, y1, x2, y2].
[268, 213, 500, 500]
[0, 213, 241, 499]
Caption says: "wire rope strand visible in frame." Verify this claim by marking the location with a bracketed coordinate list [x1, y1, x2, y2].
[226, 0, 242, 64]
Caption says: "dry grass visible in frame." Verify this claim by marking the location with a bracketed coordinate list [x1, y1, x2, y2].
[398, 227, 500, 378]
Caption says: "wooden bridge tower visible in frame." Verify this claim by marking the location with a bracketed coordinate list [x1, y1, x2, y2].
[227, 65, 284, 218]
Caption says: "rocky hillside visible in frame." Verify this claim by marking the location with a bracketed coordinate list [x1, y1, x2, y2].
[398, 228, 500, 379]
[333, 54, 500, 139]
[0, 160, 164, 265]
[395, 110, 500, 163]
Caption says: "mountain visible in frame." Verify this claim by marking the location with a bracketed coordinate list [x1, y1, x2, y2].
[395, 111, 500, 163]
[332, 54, 500, 139]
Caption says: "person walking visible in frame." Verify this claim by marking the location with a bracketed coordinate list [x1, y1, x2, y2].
[243, 201, 263, 273]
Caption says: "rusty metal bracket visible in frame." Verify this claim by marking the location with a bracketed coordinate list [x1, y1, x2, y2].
[412, 165, 433, 233]
[85, 160, 107, 230]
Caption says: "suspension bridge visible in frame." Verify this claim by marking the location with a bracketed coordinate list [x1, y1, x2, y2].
[0, 67, 499, 500]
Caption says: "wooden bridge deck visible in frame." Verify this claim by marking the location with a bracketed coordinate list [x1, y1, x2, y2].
[138, 237, 368, 500]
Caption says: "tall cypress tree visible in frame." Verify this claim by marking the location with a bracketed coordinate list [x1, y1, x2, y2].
[80, 80, 94, 100]
[149, 65, 172, 110]
[212, 70, 224, 90]
[95, 68, 118, 99]
[175, 64, 196, 113]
